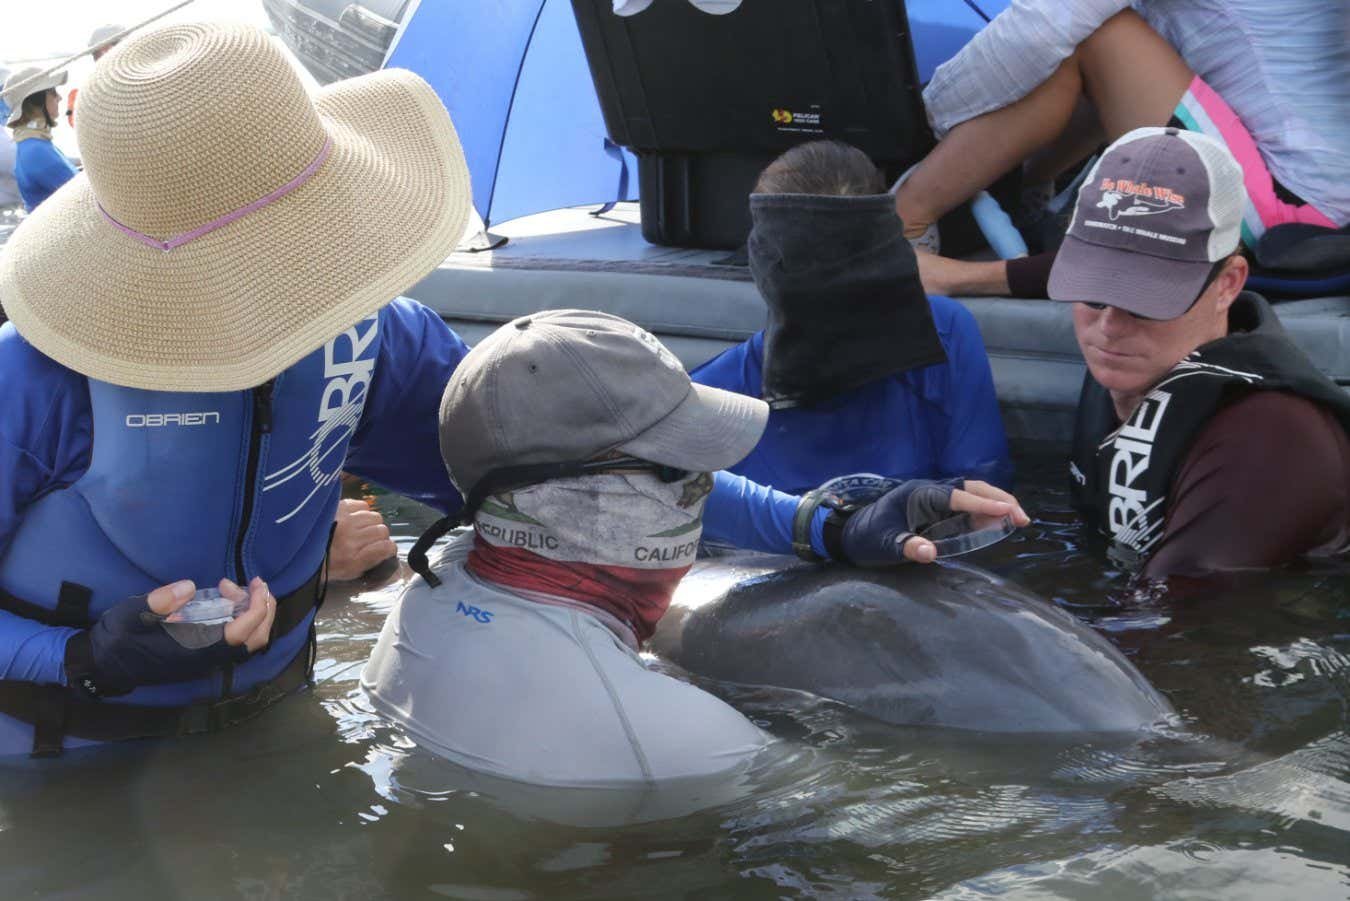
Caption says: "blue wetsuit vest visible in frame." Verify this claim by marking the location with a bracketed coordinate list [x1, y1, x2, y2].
[691, 296, 1014, 493]
[0, 298, 823, 756]
[0, 299, 473, 754]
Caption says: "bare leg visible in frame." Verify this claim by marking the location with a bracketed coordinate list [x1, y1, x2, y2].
[896, 9, 1195, 240]
[1024, 98, 1104, 186]
[1074, 10, 1195, 138]
[896, 57, 1083, 238]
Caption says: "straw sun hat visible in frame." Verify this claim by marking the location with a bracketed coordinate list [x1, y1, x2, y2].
[0, 22, 471, 391]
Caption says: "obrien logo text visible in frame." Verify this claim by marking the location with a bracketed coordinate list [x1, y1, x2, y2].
[126, 412, 222, 427]
[264, 315, 379, 524]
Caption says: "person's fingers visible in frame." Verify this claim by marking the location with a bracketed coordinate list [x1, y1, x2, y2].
[145, 579, 196, 616]
[216, 578, 248, 604]
[957, 481, 1031, 527]
[331, 498, 395, 581]
[901, 535, 938, 564]
[328, 537, 399, 581]
[330, 509, 398, 580]
[949, 488, 1014, 518]
[347, 521, 392, 544]
[241, 582, 277, 653]
[961, 480, 1012, 502]
[224, 577, 271, 646]
[337, 498, 382, 524]
[354, 538, 399, 572]
[341, 510, 386, 532]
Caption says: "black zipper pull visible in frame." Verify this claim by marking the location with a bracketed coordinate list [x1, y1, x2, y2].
[254, 380, 274, 434]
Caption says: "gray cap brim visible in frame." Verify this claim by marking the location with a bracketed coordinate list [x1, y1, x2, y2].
[1047, 233, 1212, 320]
[621, 382, 769, 474]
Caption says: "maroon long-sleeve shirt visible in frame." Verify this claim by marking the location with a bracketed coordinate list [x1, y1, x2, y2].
[1143, 390, 1350, 580]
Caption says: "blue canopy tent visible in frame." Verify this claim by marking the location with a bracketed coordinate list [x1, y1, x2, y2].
[385, 0, 637, 244]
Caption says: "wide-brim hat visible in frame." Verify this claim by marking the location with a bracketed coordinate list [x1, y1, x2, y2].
[0, 22, 471, 391]
[3, 67, 69, 127]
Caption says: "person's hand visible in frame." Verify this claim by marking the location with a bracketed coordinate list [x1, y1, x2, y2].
[838, 479, 1029, 567]
[329, 498, 398, 581]
[957, 480, 1031, 531]
[221, 577, 278, 652]
[63, 577, 276, 698]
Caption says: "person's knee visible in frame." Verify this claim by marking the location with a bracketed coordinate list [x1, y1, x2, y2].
[1081, 8, 1151, 57]
[1076, 8, 1192, 135]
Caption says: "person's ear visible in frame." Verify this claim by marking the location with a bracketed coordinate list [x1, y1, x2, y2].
[1212, 253, 1247, 316]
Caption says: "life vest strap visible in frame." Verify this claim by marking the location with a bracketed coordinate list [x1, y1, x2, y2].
[0, 624, 316, 757]
[0, 581, 94, 629]
[0, 566, 324, 634]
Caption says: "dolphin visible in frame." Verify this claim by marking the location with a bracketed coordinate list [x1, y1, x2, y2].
[651, 556, 1174, 733]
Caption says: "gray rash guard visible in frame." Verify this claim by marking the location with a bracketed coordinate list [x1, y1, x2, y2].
[361, 535, 768, 788]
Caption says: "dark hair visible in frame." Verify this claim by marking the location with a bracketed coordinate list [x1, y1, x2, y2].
[20, 90, 55, 128]
[754, 140, 884, 196]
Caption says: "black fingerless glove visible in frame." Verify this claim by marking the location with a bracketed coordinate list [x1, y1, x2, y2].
[63, 594, 250, 698]
[838, 478, 963, 567]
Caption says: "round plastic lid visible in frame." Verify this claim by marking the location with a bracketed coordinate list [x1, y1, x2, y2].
[917, 513, 1016, 558]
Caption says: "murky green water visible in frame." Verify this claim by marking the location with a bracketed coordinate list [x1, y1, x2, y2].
[0, 201, 1346, 893]
[1, 448, 1346, 899]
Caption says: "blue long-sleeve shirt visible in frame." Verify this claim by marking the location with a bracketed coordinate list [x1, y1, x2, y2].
[691, 295, 1014, 493]
[0, 299, 819, 683]
[14, 136, 77, 212]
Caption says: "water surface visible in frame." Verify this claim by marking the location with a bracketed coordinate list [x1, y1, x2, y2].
[1, 449, 1346, 899]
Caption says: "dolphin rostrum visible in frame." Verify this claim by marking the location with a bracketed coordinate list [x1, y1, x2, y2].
[651, 556, 1174, 733]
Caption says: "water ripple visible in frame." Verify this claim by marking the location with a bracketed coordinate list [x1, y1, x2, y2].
[1154, 731, 1350, 832]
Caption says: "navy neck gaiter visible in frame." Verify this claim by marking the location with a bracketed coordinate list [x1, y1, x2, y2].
[748, 192, 947, 409]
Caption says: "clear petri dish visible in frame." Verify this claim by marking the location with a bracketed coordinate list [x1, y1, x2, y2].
[918, 513, 1016, 558]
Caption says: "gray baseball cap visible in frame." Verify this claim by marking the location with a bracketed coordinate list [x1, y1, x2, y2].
[90, 24, 126, 50]
[439, 310, 769, 498]
[1048, 126, 1244, 320]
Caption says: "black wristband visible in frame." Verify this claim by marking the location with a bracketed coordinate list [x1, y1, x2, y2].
[792, 489, 838, 561]
[1006, 250, 1057, 299]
